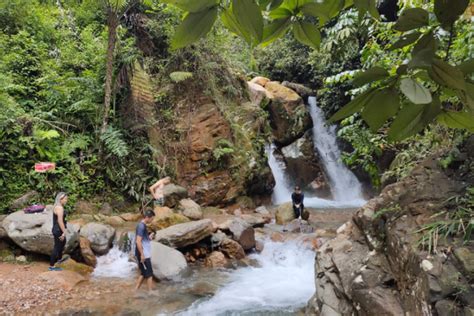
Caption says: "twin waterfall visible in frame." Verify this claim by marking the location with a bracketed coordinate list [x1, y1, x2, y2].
[268, 96, 366, 208]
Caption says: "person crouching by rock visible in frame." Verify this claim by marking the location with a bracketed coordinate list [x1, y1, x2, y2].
[291, 186, 305, 219]
[135, 209, 156, 291]
[149, 176, 171, 207]
[49, 192, 68, 271]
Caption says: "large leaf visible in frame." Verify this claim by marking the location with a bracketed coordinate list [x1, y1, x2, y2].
[434, 0, 470, 29]
[400, 78, 432, 104]
[329, 88, 377, 122]
[428, 59, 466, 90]
[388, 99, 441, 141]
[408, 31, 437, 69]
[361, 88, 400, 132]
[354, 0, 379, 19]
[457, 83, 474, 113]
[221, 8, 253, 44]
[262, 18, 291, 45]
[352, 66, 390, 87]
[260, 0, 284, 10]
[292, 21, 321, 49]
[458, 59, 474, 76]
[301, 0, 345, 24]
[389, 32, 421, 50]
[161, 0, 218, 12]
[393, 8, 429, 32]
[171, 7, 218, 49]
[437, 111, 474, 132]
[233, 0, 264, 42]
[269, 7, 293, 19]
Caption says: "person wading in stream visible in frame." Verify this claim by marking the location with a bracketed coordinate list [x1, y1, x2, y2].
[49, 192, 69, 271]
[291, 186, 305, 219]
[135, 209, 156, 291]
[149, 176, 171, 207]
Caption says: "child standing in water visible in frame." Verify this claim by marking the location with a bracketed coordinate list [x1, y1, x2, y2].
[149, 177, 171, 207]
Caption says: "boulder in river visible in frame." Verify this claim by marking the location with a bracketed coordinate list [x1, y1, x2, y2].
[153, 219, 214, 248]
[79, 222, 115, 255]
[275, 202, 295, 225]
[2, 207, 79, 255]
[163, 184, 188, 208]
[56, 258, 94, 276]
[227, 218, 255, 251]
[178, 198, 203, 220]
[220, 238, 245, 260]
[149, 207, 190, 231]
[151, 241, 187, 280]
[79, 236, 97, 267]
[204, 251, 227, 268]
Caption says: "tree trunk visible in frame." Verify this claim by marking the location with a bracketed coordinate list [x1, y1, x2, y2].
[100, 10, 119, 137]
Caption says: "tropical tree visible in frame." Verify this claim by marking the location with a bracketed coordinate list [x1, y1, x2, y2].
[160, 0, 473, 141]
[99, 0, 152, 137]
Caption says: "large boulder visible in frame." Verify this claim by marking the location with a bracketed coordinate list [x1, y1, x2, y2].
[79, 236, 97, 267]
[178, 199, 203, 220]
[275, 202, 295, 225]
[2, 207, 79, 255]
[240, 214, 270, 227]
[227, 218, 255, 251]
[281, 81, 313, 101]
[265, 82, 312, 145]
[150, 241, 187, 280]
[163, 184, 188, 208]
[220, 238, 245, 259]
[0, 215, 7, 239]
[9, 191, 39, 211]
[250, 76, 271, 87]
[149, 206, 190, 231]
[281, 132, 330, 197]
[79, 222, 115, 255]
[56, 258, 94, 276]
[247, 81, 272, 107]
[153, 219, 214, 248]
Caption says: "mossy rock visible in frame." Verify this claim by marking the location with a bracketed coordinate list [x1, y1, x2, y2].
[57, 258, 94, 276]
[0, 249, 15, 262]
[236, 196, 256, 209]
[149, 213, 190, 231]
[202, 207, 222, 217]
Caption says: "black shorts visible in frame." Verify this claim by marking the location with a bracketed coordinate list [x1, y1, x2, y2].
[136, 257, 153, 278]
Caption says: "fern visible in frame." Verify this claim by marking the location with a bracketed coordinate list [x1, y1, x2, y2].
[100, 126, 129, 158]
[169, 71, 193, 83]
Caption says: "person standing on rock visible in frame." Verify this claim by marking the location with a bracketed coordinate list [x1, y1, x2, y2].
[49, 192, 68, 271]
[149, 176, 171, 207]
[135, 209, 156, 291]
[291, 186, 305, 219]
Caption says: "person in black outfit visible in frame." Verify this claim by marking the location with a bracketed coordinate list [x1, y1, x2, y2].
[291, 186, 305, 219]
[49, 192, 68, 271]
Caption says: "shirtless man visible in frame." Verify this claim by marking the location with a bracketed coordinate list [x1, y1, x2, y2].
[149, 177, 171, 207]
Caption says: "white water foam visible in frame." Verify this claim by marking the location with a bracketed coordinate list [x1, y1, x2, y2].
[92, 245, 136, 278]
[178, 240, 315, 315]
[266, 143, 292, 205]
[308, 96, 366, 206]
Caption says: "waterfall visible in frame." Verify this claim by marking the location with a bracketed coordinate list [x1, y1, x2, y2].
[307, 96, 365, 206]
[178, 240, 315, 315]
[92, 232, 137, 278]
[266, 144, 292, 205]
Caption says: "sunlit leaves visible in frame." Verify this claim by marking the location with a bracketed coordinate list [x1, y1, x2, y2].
[171, 7, 218, 49]
[292, 21, 321, 49]
[301, 0, 344, 24]
[389, 31, 421, 50]
[233, 0, 264, 42]
[262, 18, 291, 45]
[437, 111, 474, 132]
[393, 8, 429, 32]
[400, 78, 432, 104]
[160, 0, 218, 13]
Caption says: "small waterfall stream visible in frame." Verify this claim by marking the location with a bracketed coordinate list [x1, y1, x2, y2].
[266, 143, 292, 204]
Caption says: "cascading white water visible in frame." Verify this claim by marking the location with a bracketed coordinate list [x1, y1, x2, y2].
[307, 96, 366, 207]
[266, 143, 292, 204]
[178, 240, 315, 315]
[92, 245, 136, 278]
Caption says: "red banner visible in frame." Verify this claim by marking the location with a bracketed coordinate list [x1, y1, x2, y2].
[34, 162, 56, 173]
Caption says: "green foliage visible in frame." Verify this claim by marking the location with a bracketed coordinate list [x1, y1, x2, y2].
[100, 126, 129, 158]
[212, 138, 235, 163]
[169, 71, 193, 83]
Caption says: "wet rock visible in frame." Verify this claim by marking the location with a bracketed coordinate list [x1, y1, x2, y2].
[2, 207, 79, 255]
[275, 202, 295, 225]
[37, 270, 86, 291]
[178, 198, 203, 220]
[211, 230, 227, 247]
[240, 214, 269, 228]
[99, 203, 113, 216]
[153, 219, 214, 248]
[79, 237, 97, 267]
[228, 218, 255, 251]
[255, 206, 270, 216]
[119, 212, 142, 222]
[163, 184, 188, 208]
[186, 281, 218, 297]
[150, 241, 187, 280]
[74, 200, 98, 214]
[250, 76, 271, 87]
[454, 247, 474, 278]
[255, 240, 264, 252]
[220, 238, 245, 260]
[79, 222, 115, 255]
[205, 251, 227, 268]
[271, 232, 285, 242]
[281, 81, 313, 101]
[236, 196, 256, 210]
[56, 258, 94, 276]
[284, 219, 313, 233]
[10, 191, 39, 211]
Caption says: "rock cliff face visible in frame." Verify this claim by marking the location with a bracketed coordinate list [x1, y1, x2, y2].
[307, 154, 474, 315]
